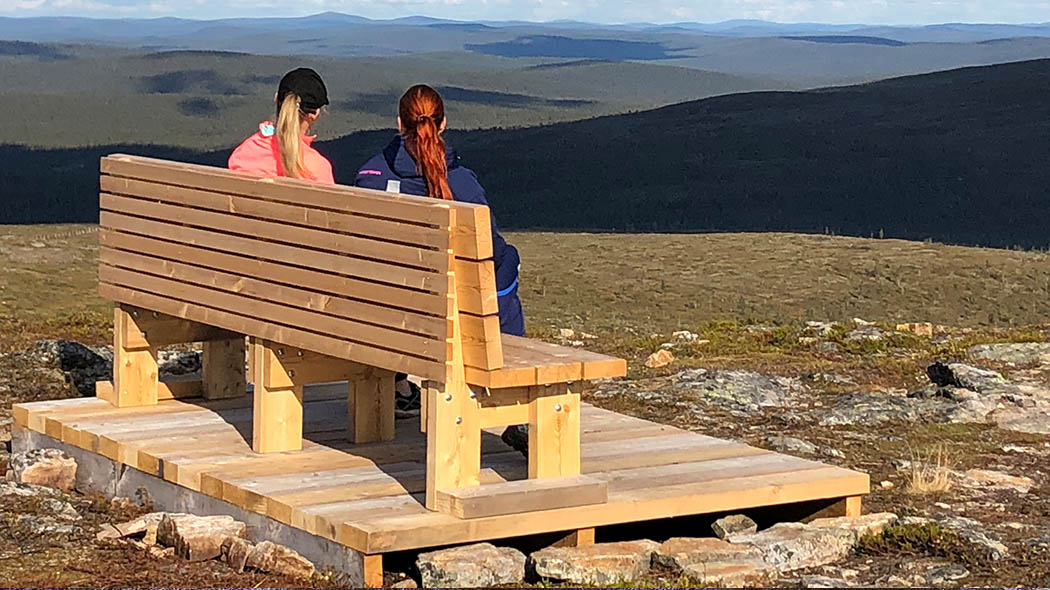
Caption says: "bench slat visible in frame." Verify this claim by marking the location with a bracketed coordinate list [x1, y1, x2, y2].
[102, 154, 494, 260]
[464, 336, 627, 389]
[101, 193, 447, 271]
[99, 283, 446, 381]
[99, 211, 446, 295]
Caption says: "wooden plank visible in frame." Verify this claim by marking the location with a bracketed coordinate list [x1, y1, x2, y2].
[99, 211, 446, 295]
[111, 305, 159, 408]
[202, 338, 246, 400]
[466, 336, 626, 388]
[454, 258, 498, 317]
[529, 388, 581, 479]
[102, 155, 451, 226]
[97, 377, 203, 401]
[101, 175, 449, 252]
[363, 554, 383, 589]
[116, 307, 239, 348]
[101, 229, 444, 318]
[100, 248, 443, 360]
[349, 368, 396, 444]
[251, 338, 304, 453]
[459, 312, 502, 371]
[435, 475, 607, 519]
[99, 274, 445, 381]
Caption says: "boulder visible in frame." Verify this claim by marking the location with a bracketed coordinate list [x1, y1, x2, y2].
[674, 369, 804, 412]
[712, 515, 758, 539]
[18, 514, 81, 536]
[28, 340, 111, 396]
[653, 537, 764, 572]
[962, 469, 1033, 494]
[221, 536, 253, 572]
[156, 513, 246, 561]
[968, 342, 1050, 365]
[245, 541, 315, 579]
[809, 513, 898, 542]
[417, 543, 526, 588]
[683, 561, 774, 587]
[937, 516, 1009, 561]
[98, 512, 186, 544]
[729, 522, 855, 573]
[11, 448, 77, 491]
[926, 362, 1005, 392]
[766, 434, 818, 456]
[530, 539, 659, 585]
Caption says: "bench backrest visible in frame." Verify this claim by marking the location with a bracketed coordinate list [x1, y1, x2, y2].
[98, 154, 504, 383]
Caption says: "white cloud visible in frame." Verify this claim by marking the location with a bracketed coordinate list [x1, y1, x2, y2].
[1, 0, 1047, 24]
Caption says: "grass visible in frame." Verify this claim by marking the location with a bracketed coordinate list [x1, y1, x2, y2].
[907, 444, 954, 495]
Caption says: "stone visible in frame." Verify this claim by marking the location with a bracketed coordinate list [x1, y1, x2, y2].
[937, 516, 1009, 561]
[559, 328, 576, 339]
[11, 448, 77, 492]
[653, 537, 764, 571]
[645, 349, 675, 369]
[927, 563, 969, 584]
[157, 349, 201, 376]
[880, 480, 895, 489]
[969, 342, 1050, 365]
[766, 434, 818, 456]
[102, 512, 185, 545]
[148, 545, 176, 559]
[41, 497, 80, 521]
[673, 330, 700, 342]
[417, 543, 526, 588]
[805, 321, 838, 337]
[156, 513, 247, 562]
[729, 522, 855, 573]
[18, 514, 80, 536]
[390, 578, 418, 588]
[819, 391, 952, 426]
[962, 469, 1033, 494]
[926, 362, 1005, 392]
[712, 515, 758, 539]
[245, 541, 316, 579]
[27, 340, 112, 397]
[897, 322, 934, 338]
[530, 540, 659, 585]
[674, 369, 805, 412]
[222, 536, 254, 572]
[846, 325, 893, 341]
[0, 480, 60, 498]
[682, 561, 774, 587]
[809, 513, 899, 542]
[801, 574, 853, 588]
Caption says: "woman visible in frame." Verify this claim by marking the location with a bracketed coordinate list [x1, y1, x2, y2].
[229, 67, 334, 184]
[354, 85, 527, 450]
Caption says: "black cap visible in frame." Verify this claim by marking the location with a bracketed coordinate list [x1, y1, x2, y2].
[277, 68, 329, 112]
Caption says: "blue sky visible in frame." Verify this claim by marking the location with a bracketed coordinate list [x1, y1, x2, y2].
[2, 0, 1048, 25]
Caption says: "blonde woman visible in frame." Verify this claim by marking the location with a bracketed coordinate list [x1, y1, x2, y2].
[229, 68, 334, 183]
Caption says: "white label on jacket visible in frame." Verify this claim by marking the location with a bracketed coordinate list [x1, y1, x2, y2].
[386, 180, 401, 193]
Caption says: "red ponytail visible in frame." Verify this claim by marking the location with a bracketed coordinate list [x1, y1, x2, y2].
[399, 85, 453, 201]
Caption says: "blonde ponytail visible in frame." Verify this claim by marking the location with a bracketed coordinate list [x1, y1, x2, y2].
[276, 93, 305, 179]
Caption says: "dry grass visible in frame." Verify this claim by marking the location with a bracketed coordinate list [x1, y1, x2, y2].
[907, 444, 955, 495]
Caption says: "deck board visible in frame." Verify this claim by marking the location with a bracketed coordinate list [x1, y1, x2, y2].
[13, 388, 869, 554]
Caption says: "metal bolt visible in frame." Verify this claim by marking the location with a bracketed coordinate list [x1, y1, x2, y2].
[455, 417, 462, 425]
[287, 370, 296, 378]
[131, 310, 139, 318]
[297, 350, 304, 357]
[141, 331, 148, 339]
[445, 394, 453, 402]
[277, 348, 285, 356]
[152, 311, 159, 318]
[554, 404, 563, 412]
[469, 391, 477, 399]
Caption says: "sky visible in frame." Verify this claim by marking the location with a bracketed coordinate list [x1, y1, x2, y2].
[1, 0, 1048, 25]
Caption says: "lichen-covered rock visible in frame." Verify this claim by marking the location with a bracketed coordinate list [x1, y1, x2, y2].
[530, 540, 659, 585]
[961, 469, 1033, 494]
[653, 537, 764, 572]
[417, 543, 526, 588]
[937, 516, 1009, 561]
[712, 514, 758, 539]
[28, 340, 112, 396]
[968, 342, 1050, 365]
[11, 448, 77, 491]
[156, 513, 246, 562]
[245, 541, 315, 579]
[729, 522, 855, 573]
[18, 514, 81, 536]
[682, 561, 775, 587]
[809, 513, 899, 542]
[674, 369, 804, 412]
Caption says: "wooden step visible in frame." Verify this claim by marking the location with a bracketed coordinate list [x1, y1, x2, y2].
[434, 475, 608, 519]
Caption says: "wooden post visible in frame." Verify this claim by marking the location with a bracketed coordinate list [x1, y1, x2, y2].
[362, 554, 383, 588]
[554, 527, 596, 547]
[108, 305, 159, 408]
[528, 384, 581, 479]
[250, 337, 304, 453]
[348, 367, 396, 444]
[202, 337, 247, 399]
[845, 495, 863, 517]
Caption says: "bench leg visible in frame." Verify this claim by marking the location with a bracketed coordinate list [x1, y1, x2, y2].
[554, 527, 596, 547]
[362, 554, 383, 588]
[250, 338, 303, 453]
[202, 337, 247, 400]
[424, 380, 481, 510]
[348, 368, 395, 444]
[106, 305, 159, 408]
[528, 384, 581, 479]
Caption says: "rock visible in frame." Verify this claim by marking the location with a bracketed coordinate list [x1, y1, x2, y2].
[156, 513, 247, 562]
[819, 391, 952, 426]
[846, 325, 894, 342]
[897, 322, 934, 338]
[148, 545, 176, 559]
[102, 512, 185, 545]
[682, 561, 774, 587]
[246, 541, 316, 579]
[926, 362, 1005, 392]
[530, 540, 658, 585]
[729, 522, 855, 573]
[222, 536, 253, 572]
[673, 330, 700, 342]
[18, 514, 80, 536]
[801, 574, 853, 588]
[674, 369, 805, 412]
[11, 448, 77, 492]
[41, 497, 80, 521]
[766, 435, 818, 456]
[417, 543, 525, 588]
[937, 516, 1008, 561]
[712, 515, 758, 539]
[28, 340, 112, 397]
[390, 578, 418, 588]
[1024, 536, 1050, 549]
[559, 328, 576, 339]
[969, 342, 1050, 365]
[880, 480, 895, 489]
[653, 537, 764, 571]
[580, 332, 598, 340]
[927, 563, 969, 584]
[816, 342, 841, 354]
[805, 321, 838, 337]
[645, 349, 675, 369]
[809, 513, 899, 542]
[962, 469, 1033, 494]
[0, 480, 60, 498]
[157, 349, 201, 376]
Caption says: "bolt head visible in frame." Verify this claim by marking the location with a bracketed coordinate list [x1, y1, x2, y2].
[455, 417, 462, 425]
[277, 348, 285, 356]
[555, 404, 563, 412]
[445, 394, 453, 402]
[152, 311, 159, 318]
[469, 391, 477, 399]
[287, 370, 296, 378]
[297, 350, 304, 357]
[141, 331, 148, 339]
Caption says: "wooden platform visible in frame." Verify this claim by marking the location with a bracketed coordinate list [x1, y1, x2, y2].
[13, 385, 869, 555]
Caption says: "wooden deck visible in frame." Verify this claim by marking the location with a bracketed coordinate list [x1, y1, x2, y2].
[13, 385, 869, 555]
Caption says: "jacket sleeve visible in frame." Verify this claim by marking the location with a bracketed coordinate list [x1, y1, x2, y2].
[353, 155, 389, 191]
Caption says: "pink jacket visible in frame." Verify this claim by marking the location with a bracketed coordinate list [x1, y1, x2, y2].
[228, 122, 335, 184]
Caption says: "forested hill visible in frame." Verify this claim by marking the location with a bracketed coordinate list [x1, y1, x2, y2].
[6, 58, 1050, 248]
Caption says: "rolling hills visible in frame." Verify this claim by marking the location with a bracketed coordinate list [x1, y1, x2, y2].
[4, 59, 1050, 249]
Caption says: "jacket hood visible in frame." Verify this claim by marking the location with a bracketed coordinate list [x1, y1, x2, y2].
[383, 135, 459, 179]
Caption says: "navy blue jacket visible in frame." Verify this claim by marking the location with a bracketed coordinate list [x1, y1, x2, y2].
[354, 136, 524, 336]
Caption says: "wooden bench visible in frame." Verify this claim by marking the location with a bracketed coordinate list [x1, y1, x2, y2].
[94, 154, 626, 517]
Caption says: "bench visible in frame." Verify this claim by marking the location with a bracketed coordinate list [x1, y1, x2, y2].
[94, 154, 627, 517]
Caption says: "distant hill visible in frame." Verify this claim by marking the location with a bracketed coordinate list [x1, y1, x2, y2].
[3, 59, 1050, 249]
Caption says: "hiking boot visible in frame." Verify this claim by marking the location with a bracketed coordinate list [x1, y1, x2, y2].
[395, 378, 421, 417]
